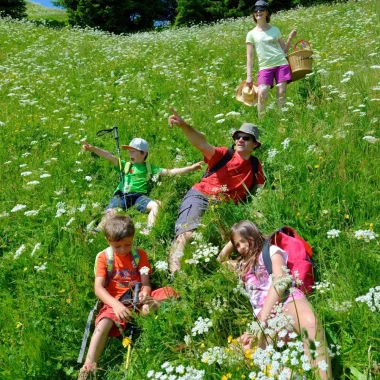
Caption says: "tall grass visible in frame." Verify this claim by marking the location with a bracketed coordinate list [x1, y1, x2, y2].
[0, 0, 379, 378]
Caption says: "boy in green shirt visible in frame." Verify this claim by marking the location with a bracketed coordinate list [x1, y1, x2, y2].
[82, 138, 202, 234]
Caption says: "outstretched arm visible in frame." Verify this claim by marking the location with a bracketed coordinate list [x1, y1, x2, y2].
[160, 162, 203, 177]
[81, 140, 119, 166]
[280, 29, 297, 54]
[168, 107, 215, 160]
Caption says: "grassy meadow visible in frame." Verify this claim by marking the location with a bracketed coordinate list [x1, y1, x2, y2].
[0, 0, 379, 378]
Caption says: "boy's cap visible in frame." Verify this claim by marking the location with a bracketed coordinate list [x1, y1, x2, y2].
[253, 0, 271, 13]
[232, 123, 262, 149]
[122, 138, 149, 152]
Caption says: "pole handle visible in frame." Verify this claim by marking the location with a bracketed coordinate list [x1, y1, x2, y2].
[133, 282, 141, 306]
[113, 126, 119, 139]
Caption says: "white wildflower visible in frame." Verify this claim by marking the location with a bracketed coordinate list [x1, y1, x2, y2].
[11, 204, 27, 212]
[327, 229, 340, 239]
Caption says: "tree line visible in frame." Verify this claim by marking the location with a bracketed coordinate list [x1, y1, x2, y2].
[2, 0, 340, 33]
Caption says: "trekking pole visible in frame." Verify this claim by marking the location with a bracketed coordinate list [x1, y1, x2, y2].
[96, 126, 124, 190]
[124, 282, 141, 380]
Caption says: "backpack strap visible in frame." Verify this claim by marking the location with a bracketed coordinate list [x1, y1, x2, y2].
[248, 156, 259, 189]
[145, 162, 152, 182]
[130, 246, 140, 268]
[202, 148, 235, 178]
[124, 161, 132, 175]
[262, 232, 276, 275]
[93, 247, 114, 288]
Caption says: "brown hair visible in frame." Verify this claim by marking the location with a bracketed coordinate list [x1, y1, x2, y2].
[252, 11, 271, 24]
[104, 215, 135, 241]
[230, 220, 265, 277]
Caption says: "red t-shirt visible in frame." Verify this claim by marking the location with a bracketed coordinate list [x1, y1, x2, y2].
[192, 147, 265, 203]
[96, 248, 151, 300]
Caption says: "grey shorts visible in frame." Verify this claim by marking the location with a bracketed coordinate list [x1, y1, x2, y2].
[174, 189, 216, 237]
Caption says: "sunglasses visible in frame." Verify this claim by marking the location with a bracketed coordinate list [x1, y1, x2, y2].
[234, 134, 252, 141]
[253, 7, 266, 12]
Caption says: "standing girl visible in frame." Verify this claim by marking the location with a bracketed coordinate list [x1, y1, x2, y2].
[246, 1, 297, 118]
[220, 220, 332, 379]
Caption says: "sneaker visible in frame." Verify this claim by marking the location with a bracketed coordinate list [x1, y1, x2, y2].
[140, 227, 152, 236]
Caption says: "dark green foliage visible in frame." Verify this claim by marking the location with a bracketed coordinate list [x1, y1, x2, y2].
[55, 0, 161, 33]
[0, 0, 26, 19]
[175, 0, 252, 26]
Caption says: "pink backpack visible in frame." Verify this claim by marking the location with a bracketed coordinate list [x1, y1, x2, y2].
[262, 226, 314, 294]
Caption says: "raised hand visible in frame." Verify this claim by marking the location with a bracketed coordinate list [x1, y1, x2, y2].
[168, 106, 187, 128]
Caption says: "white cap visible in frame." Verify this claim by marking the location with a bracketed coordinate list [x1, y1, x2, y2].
[121, 138, 149, 152]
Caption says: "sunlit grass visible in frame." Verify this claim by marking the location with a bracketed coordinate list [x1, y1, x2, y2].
[0, 0, 379, 378]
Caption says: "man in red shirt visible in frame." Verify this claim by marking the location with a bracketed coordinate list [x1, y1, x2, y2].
[168, 107, 265, 274]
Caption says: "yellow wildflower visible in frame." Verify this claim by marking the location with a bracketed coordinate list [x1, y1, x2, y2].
[314, 165, 320, 169]
[16, 322, 23, 329]
[122, 337, 131, 348]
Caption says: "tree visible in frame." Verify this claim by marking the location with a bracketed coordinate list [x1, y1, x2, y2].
[175, 0, 251, 27]
[0, 0, 27, 19]
[54, 0, 162, 33]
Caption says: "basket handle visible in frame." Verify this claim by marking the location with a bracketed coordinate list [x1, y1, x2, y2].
[293, 40, 312, 51]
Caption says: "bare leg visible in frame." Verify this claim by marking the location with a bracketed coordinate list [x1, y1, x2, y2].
[145, 200, 161, 228]
[285, 300, 332, 380]
[276, 82, 287, 111]
[80, 318, 113, 376]
[168, 231, 192, 274]
[258, 84, 270, 119]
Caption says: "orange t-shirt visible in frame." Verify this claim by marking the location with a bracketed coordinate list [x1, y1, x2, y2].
[95, 248, 151, 300]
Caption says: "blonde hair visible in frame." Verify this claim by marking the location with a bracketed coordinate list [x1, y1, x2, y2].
[230, 220, 265, 277]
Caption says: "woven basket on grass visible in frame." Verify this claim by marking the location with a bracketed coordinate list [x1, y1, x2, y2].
[287, 40, 313, 81]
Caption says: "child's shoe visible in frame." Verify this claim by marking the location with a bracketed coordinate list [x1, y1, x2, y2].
[77, 365, 96, 380]
[140, 226, 152, 236]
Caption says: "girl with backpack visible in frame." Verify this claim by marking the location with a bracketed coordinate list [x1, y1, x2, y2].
[245, 1, 297, 118]
[220, 220, 332, 379]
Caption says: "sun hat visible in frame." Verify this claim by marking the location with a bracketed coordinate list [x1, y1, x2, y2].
[236, 80, 258, 106]
[122, 138, 149, 152]
[232, 123, 262, 149]
[253, 0, 271, 13]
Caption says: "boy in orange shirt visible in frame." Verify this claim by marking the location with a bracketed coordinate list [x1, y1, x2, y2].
[78, 215, 152, 379]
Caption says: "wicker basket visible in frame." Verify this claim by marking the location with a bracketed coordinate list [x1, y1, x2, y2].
[287, 40, 313, 81]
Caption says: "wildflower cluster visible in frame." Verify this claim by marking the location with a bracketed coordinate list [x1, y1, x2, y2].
[191, 316, 213, 336]
[147, 362, 205, 380]
[205, 296, 228, 315]
[327, 229, 341, 239]
[187, 243, 218, 265]
[354, 229, 378, 242]
[356, 286, 380, 312]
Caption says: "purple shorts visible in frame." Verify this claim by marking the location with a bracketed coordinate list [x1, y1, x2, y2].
[258, 64, 292, 88]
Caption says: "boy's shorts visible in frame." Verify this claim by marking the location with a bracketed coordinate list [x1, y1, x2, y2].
[258, 64, 292, 88]
[174, 189, 217, 238]
[95, 304, 129, 337]
[105, 191, 151, 213]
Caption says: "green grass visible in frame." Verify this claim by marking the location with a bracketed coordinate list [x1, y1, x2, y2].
[26, 1, 68, 25]
[0, 0, 379, 378]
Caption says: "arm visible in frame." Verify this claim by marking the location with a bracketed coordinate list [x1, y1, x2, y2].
[246, 43, 254, 87]
[160, 161, 203, 177]
[279, 29, 297, 54]
[217, 241, 234, 262]
[94, 277, 131, 321]
[258, 252, 287, 323]
[139, 274, 152, 302]
[168, 107, 215, 160]
[81, 140, 118, 166]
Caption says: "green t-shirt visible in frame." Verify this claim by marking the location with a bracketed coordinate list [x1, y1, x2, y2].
[246, 25, 288, 70]
[114, 160, 163, 195]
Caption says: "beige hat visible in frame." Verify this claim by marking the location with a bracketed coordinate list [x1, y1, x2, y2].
[236, 81, 258, 106]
